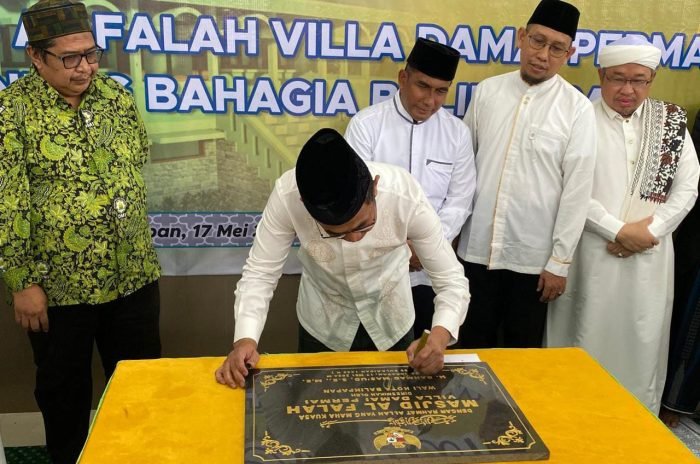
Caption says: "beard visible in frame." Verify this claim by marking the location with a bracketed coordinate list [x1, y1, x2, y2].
[520, 69, 548, 86]
[617, 110, 635, 118]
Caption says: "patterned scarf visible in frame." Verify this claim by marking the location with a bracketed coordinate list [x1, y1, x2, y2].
[624, 98, 687, 221]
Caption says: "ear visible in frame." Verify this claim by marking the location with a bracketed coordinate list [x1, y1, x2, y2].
[516, 27, 527, 49]
[565, 45, 576, 60]
[398, 69, 408, 87]
[26, 46, 44, 70]
[372, 175, 380, 197]
[597, 68, 605, 85]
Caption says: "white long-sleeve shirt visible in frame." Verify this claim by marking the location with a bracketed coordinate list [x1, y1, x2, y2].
[233, 162, 470, 351]
[457, 71, 597, 277]
[345, 92, 476, 286]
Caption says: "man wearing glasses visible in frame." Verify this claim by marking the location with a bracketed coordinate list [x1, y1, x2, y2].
[547, 36, 699, 414]
[0, 1, 161, 462]
[455, 0, 596, 349]
[216, 129, 470, 389]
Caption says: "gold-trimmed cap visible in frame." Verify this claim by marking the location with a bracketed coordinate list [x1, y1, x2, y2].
[22, 0, 91, 43]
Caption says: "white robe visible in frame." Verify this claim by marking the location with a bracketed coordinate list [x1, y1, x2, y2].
[345, 91, 476, 287]
[547, 98, 700, 413]
[457, 71, 596, 277]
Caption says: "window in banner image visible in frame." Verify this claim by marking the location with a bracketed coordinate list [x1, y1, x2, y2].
[0, 25, 30, 68]
[219, 41, 269, 80]
[168, 13, 210, 79]
[151, 141, 206, 163]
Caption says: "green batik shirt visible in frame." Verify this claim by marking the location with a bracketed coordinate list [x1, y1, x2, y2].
[0, 69, 160, 306]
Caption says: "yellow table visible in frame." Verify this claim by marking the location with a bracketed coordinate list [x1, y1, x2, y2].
[79, 348, 697, 463]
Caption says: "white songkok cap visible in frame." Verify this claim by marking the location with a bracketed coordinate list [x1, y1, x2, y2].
[599, 36, 662, 70]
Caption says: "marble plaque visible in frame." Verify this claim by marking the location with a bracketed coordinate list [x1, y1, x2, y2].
[244, 363, 548, 463]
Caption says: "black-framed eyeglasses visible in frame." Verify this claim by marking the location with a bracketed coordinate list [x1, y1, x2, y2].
[527, 35, 569, 58]
[42, 48, 104, 69]
[603, 74, 652, 89]
[315, 220, 376, 240]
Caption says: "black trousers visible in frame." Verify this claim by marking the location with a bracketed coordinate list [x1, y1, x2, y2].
[298, 323, 413, 353]
[458, 262, 546, 348]
[28, 281, 161, 464]
[412, 285, 436, 339]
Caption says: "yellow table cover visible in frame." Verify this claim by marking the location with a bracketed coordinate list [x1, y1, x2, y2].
[79, 348, 697, 463]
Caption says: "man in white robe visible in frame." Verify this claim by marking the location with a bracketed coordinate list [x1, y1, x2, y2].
[345, 38, 476, 340]
[215, 129, 470, 388]
[547, 36, 700, 413]
[456, 0, 596, 348]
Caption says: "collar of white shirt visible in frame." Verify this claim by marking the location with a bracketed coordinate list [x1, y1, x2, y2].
[393, 90, 426, 125]
[600, 96, 645, 122]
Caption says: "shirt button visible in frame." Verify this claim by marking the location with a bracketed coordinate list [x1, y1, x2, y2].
[627, 140, 634, 145]
[523, 97, 530, 104]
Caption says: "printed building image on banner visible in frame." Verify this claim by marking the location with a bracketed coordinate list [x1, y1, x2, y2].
[0, 0, 698, 274]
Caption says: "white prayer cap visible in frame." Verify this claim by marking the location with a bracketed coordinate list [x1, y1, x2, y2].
[599, 36, 662, 70]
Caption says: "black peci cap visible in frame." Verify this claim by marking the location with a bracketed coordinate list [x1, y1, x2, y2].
[406, 38, 460, 81]
[527, 0, 580, 41]
[296, 129, 372, 226]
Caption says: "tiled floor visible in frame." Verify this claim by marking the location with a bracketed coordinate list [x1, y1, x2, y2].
[671, 416, 700, 458]
[4, 447, 50, 464]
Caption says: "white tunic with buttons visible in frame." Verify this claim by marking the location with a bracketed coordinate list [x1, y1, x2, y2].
[345, 91, 476, 287]
[233, 162, 470, 351]
[456, 71, 597, 277]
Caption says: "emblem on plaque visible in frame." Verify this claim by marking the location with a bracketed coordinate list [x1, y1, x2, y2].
[373, 427, 421, 451]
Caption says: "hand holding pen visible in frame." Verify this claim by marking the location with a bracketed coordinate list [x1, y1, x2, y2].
[406, 327, 451, 375]
[407, 330, 430, 374]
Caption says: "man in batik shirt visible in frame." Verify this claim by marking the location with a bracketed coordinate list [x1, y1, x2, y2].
[0, 1, 160, 462]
